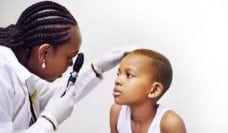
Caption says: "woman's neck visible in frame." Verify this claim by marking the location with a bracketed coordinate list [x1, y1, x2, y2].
[14, 48, 28, 67]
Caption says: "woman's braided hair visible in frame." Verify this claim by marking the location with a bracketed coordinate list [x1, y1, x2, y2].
[0, 1, 77, 60]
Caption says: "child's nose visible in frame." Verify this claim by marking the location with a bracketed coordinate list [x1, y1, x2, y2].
[115, 77, 123, 86]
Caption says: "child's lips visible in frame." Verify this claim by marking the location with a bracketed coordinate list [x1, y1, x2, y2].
[113, 88, 122, 97]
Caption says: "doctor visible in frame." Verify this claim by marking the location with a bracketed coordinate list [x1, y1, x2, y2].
[0, 1, 136, 132]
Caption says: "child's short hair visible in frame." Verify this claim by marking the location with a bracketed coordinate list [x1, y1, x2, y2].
[130, 49, 173, 91]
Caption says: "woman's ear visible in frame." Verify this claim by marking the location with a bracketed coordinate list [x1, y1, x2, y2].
[37, 44, 52, 61]
[148, 82, 164, 99]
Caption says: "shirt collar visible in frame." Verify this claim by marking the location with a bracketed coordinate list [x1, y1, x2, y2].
[0, 46, 32, 83]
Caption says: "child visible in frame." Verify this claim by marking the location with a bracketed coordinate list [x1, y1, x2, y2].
[110, 49, 186, 133]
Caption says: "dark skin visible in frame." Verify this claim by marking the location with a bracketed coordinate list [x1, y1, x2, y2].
[15, 26, 82, 82]
[110, 54, 186, 133]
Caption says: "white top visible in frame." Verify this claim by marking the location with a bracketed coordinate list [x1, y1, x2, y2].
[0, 45, 102, 133]
[117, 104, 169, 133]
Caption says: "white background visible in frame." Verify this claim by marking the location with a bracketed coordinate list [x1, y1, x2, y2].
[1, 0, 228, 132]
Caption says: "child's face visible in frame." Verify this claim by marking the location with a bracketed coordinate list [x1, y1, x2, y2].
[113, 53, 155, 105]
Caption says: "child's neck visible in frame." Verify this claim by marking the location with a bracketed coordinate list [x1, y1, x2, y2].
[131, 103, 157, 123]
[130, 103, 157, 132]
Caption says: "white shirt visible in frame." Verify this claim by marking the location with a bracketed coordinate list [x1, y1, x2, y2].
[117, 105, 169, 133]
[0, 46, 102, 133]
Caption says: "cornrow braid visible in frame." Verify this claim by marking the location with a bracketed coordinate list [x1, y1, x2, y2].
[0, 25, 23, 47]
[0, 1, 78, 65]
[17, 1, 74, 25]
[21, 10, 74, 26]
[22, 26, 70, 40]
[21, 18, 75, 32]
[23, 31, 69, 48]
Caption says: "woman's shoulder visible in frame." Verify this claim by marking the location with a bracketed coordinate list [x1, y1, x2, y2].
[0, 46, 17, 68]
[0, 46, 32, 81]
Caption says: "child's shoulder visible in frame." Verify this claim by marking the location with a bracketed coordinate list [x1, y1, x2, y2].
[110, 103, 123, 132]
[160, 110, 186, 133]
[110, 103, 122, 116]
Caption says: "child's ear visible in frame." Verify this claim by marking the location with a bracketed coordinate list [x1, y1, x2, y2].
[148, 82, 163, 99]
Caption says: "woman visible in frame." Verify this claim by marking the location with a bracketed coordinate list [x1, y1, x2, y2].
[0, 1, 136, 132]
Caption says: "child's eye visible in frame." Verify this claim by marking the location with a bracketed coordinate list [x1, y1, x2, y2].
[116, 72, 120, 76]
[127, 73, 134, 78]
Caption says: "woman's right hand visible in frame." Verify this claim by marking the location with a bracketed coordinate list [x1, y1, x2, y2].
[40, 86, 76, 130]
[92, 45, 138, 77]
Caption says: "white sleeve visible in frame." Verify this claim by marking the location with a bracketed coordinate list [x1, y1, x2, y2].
[16, 118, 54, 133]
[0, 107, 54, 133]
[74, 64, 103, 102]
[24, 75, 62, 113]
[0, 75, 55, 133]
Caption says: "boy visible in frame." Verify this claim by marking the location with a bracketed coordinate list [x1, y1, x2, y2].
[110, 49, 186, 133]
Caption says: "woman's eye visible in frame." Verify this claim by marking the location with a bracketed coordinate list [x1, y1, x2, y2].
[69, 58, 73, 66]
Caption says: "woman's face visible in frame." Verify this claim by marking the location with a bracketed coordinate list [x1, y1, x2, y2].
[28, 26, 82, 82]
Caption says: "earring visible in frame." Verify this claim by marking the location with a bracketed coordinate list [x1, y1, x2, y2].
[42, 60, 46, 69]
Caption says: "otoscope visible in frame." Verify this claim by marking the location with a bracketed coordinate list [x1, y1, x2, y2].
[61, 53, 84, 96]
